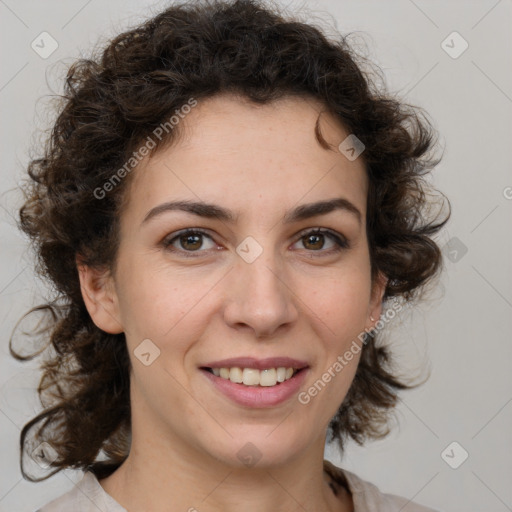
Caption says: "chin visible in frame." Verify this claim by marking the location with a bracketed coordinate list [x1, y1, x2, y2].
[199, 427, 312, 470]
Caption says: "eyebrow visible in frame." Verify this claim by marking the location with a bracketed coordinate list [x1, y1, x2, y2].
[141, 197, 362, 226]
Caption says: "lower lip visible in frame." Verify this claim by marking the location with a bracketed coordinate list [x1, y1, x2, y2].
[201, 368, 309, 408]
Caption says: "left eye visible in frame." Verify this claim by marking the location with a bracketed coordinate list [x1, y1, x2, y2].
[293, 229, 348, 252]
[162, 228, 349, 256]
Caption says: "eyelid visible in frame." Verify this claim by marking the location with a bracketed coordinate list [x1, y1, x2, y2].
[295, 226, 348, 243]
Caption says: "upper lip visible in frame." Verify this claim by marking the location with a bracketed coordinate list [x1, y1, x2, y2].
[202, 357, 309, 370]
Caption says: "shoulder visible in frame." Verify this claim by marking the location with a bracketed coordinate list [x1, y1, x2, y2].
[36, 472, 126, 512]
[323, 459, 441, 512]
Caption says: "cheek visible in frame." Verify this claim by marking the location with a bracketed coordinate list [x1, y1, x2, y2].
[115, 257, 218, 350]
[116, 242, 373, 349]
[304, 270, 372, 336]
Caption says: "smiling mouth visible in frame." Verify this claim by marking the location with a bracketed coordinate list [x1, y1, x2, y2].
[202, 366, 304, 387]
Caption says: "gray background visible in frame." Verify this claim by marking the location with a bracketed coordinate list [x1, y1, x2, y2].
[1, 1, 511, 511]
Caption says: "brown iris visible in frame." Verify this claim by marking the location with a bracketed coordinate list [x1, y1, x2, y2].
[180, 233, 203, 251]
[302, 233, 325, 250]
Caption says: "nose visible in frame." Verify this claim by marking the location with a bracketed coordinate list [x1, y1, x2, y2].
[222, 248, 299, 339]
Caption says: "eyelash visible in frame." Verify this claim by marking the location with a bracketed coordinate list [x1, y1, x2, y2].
[161, 227, 350, 258]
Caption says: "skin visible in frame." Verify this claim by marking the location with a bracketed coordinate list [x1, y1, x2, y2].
[78, 93, 387, 512]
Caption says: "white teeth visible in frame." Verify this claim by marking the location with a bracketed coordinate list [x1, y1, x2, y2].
[260, 368, 277, 387]
[229, 367, 243, 383]
[242, 368, 260, 386]
[210, 366, 299, 386]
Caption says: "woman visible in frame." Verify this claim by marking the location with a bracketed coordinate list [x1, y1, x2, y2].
[13, 0, 449, 510]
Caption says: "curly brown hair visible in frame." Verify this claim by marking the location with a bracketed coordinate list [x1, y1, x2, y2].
[12, 0, 449, 482]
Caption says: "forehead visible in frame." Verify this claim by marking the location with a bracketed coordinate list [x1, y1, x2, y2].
[124, 94, 368, 226]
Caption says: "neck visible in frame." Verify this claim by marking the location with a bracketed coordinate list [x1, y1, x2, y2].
[99, 384, 352, 512]
[100, 422, 350, 512]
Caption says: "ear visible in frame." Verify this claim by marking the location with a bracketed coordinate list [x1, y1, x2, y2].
[76, 256, 123, 334]
[365, 271, 388, 331]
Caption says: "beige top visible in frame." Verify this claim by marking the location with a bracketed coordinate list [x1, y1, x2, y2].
[37, 459, 440, 512]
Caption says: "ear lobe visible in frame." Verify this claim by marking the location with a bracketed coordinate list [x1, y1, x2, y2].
[76, 256, 123, 334]
[367, 272, 388, 330]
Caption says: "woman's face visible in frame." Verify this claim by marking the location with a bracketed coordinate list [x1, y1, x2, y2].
[83, 94, 385, 468]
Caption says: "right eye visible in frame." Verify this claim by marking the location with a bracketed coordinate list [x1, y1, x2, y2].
[162, 228, 219, 257]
